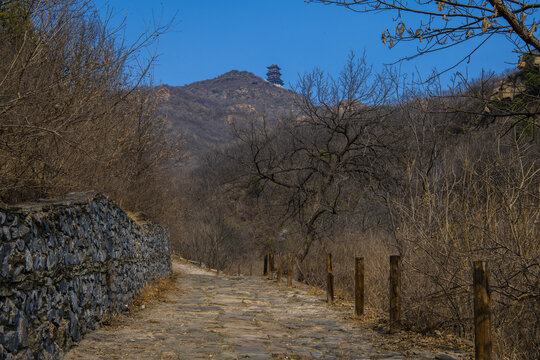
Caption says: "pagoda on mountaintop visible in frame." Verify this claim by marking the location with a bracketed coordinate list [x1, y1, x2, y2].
[266, 64, 284, 86]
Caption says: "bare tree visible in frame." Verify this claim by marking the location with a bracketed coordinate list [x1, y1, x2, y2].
[233, 53, 399, 274]
[0, 0, 180, 220]
[306, 0, 539, 59]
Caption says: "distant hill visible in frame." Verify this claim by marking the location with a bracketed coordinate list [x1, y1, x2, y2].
[158, 70, 297, 162]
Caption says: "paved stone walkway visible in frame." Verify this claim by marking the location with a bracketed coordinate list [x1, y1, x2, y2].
[65, 261, 467, 360]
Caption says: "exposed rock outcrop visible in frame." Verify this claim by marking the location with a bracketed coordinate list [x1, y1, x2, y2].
[158, 70, 298, 163]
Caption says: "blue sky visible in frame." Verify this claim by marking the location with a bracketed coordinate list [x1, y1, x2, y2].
[94, 0, 518, 89]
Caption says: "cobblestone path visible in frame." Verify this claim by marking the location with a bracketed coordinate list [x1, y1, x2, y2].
[65, 261, 468, 360]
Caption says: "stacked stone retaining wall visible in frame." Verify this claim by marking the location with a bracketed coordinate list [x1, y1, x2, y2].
[0, 192, 172, 359]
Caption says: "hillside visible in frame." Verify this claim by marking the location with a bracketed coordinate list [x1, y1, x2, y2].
[158, 70, 298, 160]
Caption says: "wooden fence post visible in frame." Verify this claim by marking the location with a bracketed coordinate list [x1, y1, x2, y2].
[268, 253, 274, 280]
[263, 254, 268, 275]
[287, 253, 293, 287]
[389, 255, 402, 333]
[237, 264, 241, 276]
[327, 253, 334, 304]
[355, 257, 364, 316]
[277, 254, 282, 282]
[473, 261, 492, 360]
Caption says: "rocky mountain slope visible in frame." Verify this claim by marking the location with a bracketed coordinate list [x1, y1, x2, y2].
[158, 70, 297, 160]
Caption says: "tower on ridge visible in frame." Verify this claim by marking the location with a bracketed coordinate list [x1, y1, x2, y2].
[266, 64, 284, 86]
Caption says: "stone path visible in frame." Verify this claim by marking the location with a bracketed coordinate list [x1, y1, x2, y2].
[65, 261, 468, 360]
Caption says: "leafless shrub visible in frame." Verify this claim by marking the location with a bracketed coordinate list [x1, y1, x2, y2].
[392, 126, 539, 358]
[0, 0, 181, 222]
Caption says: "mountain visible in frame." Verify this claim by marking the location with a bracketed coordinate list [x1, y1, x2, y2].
[158, 70, 297, 161]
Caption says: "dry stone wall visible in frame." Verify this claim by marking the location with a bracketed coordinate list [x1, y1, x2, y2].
[0, 192, 171, 359]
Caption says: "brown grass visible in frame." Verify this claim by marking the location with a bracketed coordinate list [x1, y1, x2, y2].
[100, 272, 179, 327]
[285, 272, 473, 358]
[354, 309, 473, 358]
[324, 293, 474, 358]
[133, 272, 180, 308]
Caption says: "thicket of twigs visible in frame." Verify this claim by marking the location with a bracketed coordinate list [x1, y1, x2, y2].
[178, 54, 539, 359]
[2, 1, 537, 358]
[0, 0, 181, 220]
[395, 129, 538, 358]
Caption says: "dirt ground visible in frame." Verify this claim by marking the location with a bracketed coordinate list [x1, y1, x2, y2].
[64, 261, 472, 360]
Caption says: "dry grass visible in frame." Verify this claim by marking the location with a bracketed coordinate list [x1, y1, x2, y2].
[133, 272, 180, 309]
[297, 231, 393, 310]
[290, 134, 538, 359]
[100, 272, 179, 327]
[291, 276, 473, 358]
[326, 295, 474, 358]
[392, 138, 539, 359]
[355, 309, 473, 358]
[125, 211, 151, 226]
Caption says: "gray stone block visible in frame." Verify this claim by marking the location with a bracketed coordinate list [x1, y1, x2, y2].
[46, 252, 56, 271]
[68, 313, 81, 342]
[33, 255, 45, 272]
[23, 250, 33, 273]
[18, 225, 30, 239]
[2, 226, 11, 241]
[2, 261, 12, 279]
[12, 266, 25, 282]
[1, 331, 19, 354]
[15, 239, 24, 252]
[16, 314, 28, 348]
